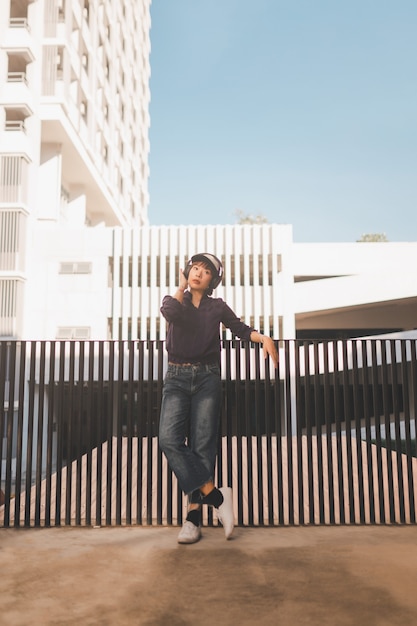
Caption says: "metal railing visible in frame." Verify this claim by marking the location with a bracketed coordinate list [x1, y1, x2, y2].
[9, 18, 30, 31]
[7, 72, 28, 85]
[0, 339, 416, 527]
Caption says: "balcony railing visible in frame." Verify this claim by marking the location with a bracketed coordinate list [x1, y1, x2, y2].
[7, 72, 28, 85]
[4, 121, 26, 132]
[9, 18, 31, 31]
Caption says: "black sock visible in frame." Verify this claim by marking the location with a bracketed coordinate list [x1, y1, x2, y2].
[186, 509, 201, 527]
[201, 488, 224, 508]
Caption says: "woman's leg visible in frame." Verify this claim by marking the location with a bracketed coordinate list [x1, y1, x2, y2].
[159, 367, 214, 496]
[188, 366, 222, 484]
[188, 367, 234, 538]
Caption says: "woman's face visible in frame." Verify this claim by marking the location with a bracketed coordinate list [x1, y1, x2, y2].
[188, 262, 212, 291]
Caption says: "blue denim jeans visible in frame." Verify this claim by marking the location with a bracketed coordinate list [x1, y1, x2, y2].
[159, 363, 222, 498]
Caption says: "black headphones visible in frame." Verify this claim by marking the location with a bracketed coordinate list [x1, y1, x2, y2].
[183, 253, 224, 291]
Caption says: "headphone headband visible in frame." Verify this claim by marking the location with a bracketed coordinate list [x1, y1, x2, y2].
[184, 253, 223, 291]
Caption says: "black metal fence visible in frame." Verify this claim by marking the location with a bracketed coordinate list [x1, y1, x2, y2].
[1, 338, 416, 527]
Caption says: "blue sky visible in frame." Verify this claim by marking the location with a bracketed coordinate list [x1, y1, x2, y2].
[148, 0, 417, 242]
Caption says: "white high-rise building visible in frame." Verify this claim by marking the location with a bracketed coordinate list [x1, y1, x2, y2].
[0, 0, 151, 338]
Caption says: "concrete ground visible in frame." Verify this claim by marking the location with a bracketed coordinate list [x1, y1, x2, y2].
[1, 525, 417, 625]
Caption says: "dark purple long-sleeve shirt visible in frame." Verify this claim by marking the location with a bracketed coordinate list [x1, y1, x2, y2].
[160, 292, 255, 364]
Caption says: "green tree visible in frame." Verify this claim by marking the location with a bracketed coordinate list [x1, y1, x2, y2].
[234, 209, 269, 225]
[356, 233, 388, 242]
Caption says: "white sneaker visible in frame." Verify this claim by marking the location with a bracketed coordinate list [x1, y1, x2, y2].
[216, 487, 234, 539]
[177, 520, 202, 544]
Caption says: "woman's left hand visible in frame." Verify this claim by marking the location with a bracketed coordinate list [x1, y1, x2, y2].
[261, 336, 278, 368]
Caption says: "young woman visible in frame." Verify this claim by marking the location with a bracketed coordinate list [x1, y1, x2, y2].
[159, 253, 278, 543]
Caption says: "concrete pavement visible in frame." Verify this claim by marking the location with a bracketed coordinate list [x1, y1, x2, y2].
[1, 524, 417, 625]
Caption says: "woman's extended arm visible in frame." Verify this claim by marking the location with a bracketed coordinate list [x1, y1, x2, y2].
[250, 331, 279, 368]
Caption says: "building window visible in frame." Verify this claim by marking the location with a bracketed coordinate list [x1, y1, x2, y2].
[56, 327, 91, 340]
[59, 262, 92, 274]
[80, 99, 87, 121]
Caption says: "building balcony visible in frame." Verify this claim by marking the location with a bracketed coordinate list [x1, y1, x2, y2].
[0, 155, 30, 206]
[0, 126, 32, 159]
[1, 76, 35, 112]
[3, 22, 35, 58]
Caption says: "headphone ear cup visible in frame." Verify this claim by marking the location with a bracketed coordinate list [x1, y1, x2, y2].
[183, 262, 191, 279]
[210, 275, 221, 290]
